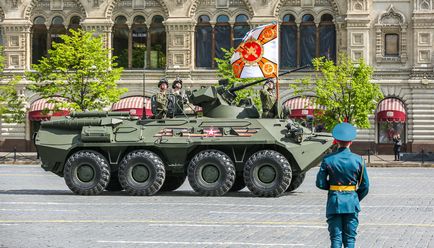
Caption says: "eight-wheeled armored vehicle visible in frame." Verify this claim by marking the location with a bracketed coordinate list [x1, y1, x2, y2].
[35, 74, 334, 197]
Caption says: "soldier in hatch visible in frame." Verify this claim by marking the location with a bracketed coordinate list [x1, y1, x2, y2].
[155, 78, 169, 118]
[260, 78, 277, 118]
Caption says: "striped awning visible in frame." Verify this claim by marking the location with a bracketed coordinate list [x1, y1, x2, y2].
[377, 98, 406, 122]
[111, 96, 152, 118]
[29, 98, 69, 121]
[283, 97, 325, 118]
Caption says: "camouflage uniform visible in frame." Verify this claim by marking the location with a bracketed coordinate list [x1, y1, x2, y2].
[260, 87, 276, 118]
[154, 79, 169, 119]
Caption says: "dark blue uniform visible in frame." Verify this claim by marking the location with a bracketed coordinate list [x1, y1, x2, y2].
[316, 147, 369, 248]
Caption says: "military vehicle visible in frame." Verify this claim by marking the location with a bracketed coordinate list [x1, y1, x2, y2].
[35, 69, 334, 197]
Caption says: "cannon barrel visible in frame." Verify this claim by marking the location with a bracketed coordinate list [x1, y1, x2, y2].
[41, 119, 102, 129]
[70, 111, 130, 118]
[228, 65, 309, 93]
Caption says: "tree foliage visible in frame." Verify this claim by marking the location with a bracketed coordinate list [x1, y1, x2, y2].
[26, 29, 127, 112]
[0, 46, 26, 123]
[214, 48, 262, 109]
[291, 53, 383, 130]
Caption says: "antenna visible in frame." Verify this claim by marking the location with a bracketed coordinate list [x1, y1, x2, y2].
[142, 47, 147, 119]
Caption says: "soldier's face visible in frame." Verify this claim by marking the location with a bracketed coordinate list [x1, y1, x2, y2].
[160, 84, 168, 90]
[268, 83, 274, 89]
[175, 83, 182, 89]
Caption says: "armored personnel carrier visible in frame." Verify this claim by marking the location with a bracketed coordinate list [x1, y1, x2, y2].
[35, 73, 333, 197]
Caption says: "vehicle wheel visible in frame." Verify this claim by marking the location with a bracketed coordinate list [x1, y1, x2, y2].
[105, 172, 123, 191]
[229, 172, 245, 192]
[187, 149, 235, 196]
[118, 150, 165, 196]
[286, 173, 306, 192]
[244, 150, 292, 197]
[160, 174, 186, 191]
[64, 150, 110, 195]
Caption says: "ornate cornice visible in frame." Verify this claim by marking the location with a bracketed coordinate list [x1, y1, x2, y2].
[24, 0, 87, 20]
[106, 0, 169, 18]
[188, 0, 254, 18]
[0, 7, 4, 21]
[274, 0, 340, 16]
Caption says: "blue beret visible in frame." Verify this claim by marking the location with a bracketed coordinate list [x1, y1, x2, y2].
[332, 123, 357, 141]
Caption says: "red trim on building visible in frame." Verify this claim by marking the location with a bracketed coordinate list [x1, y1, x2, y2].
[28, 98, 70, 121]
[376, 98, 406, 122]
[111, 96, 152, 118]
[283, 96, 324, 118]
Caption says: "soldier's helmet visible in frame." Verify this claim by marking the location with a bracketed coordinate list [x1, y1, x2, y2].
[172, 78, 183, 89]
[264, 78, 274, 87]
[158, 78, 169, 88]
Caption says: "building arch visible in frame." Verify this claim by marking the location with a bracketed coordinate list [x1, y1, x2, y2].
[274, 0, 340, 16]
[106, 0, 169, 18]
[189, 0, 254, 18]
[25, 0, 87, 20]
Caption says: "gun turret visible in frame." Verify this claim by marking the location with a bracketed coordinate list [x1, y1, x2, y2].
[188, 66, 309, 119]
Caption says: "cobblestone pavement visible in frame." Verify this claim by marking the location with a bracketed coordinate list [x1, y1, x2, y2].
[0, 165, 433, 248]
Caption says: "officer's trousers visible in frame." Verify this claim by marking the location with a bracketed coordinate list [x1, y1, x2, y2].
[326, 212, 359, 248]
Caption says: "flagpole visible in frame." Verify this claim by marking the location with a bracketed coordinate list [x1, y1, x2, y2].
[275, 20, 280, 117]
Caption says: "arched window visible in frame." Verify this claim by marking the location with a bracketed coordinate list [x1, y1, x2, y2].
[195, 15, 212, 68]
[31, 16, 48, 64]
[300, 14, 316, 66]
[319, 14, 336, 62]
[112, 15, 166, 70]
[132, 15, 147, 68]
[112, 15, 129, 68]
[233, 14, 250, 48]
[215, 15, 231, 60]
[49, 16, 66, 47]
[68, 16, 81, 31]
[195, 14, 250, 68]
[149, 15, 166, 69]
[280, 13, 336, 68]
[280, 14, 297, 68]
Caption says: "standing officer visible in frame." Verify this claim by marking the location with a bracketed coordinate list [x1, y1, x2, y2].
[260, 78, 277, 118]
[316, 122, 369, 248]
[155, 78, 169, 118]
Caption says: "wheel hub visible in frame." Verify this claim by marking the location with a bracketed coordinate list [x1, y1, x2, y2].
[77, 164, 95, 183]
[201, 165, 219, 183]
[132, 164, 149, 183]
[258, 165, 276, 183]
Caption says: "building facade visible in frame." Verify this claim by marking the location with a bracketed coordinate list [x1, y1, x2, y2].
[0, 0, 434, 154]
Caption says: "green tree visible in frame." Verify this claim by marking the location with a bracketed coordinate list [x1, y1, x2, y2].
[27, 29, 127, 112]
[214, 48, 262, 109]
[0, 46, 26, 123]
[291, 53, 383, 130]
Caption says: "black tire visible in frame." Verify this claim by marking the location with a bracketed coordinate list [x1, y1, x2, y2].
[286, 173, 306, 192]
[105, 172, 123, 191]
[187, 149, 235, 196]
[229, 172, 245, 192]
[160, 174, 186, 191]
[118, 150, 166, 196]
[243, 150, 292, 197]
[64, 150, 110, 195]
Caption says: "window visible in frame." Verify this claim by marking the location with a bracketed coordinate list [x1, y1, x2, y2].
[280, 13, 336, 68]
[280, 14, 297, 68]
[112, 15, 129, 68]
[132, 15, 147, 68]
[31, 15, 83, 65]
[149, 15, 166, 69]
[233, 14, 250, 48]
[195, 14, 250, 68]
[112, 15, 166, 69]
[31, 16, 48, 64]
[385, 34, 399, 57]
[319, 14, 336, 62]
[300, 14, 316, 66]
[215, 15, 231, 60]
